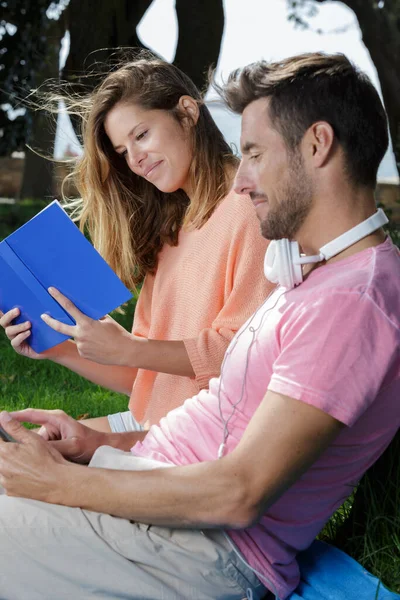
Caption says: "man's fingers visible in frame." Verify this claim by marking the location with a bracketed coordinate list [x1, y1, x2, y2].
[48, 288, 86, 322]
[0, 412, 38, 444]
[10, 408, 67, 428]
[48, 438, 86, 463]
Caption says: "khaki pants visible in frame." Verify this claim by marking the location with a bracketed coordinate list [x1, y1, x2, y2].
[0, 446, 268, 600]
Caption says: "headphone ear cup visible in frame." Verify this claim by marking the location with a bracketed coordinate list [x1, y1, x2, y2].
[278, 239, 295, 289]
[264, 241, 279, 283]
[264, 240, 304, 289]
[290, 242, 304, 287]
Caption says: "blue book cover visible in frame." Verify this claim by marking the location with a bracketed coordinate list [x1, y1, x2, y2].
[0, 200, 133, 353]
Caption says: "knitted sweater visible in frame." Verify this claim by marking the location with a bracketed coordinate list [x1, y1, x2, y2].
[129, 191, 274, 426]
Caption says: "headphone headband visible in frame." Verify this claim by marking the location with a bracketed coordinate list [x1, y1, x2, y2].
[319, 209, 388, 260]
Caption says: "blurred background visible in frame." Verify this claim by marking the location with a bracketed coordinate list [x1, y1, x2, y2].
[0, 0, 399, 228]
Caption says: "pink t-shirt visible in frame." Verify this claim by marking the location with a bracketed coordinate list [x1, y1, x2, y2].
[133, 238, 400, 599]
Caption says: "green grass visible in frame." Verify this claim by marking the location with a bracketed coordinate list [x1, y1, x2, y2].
[0, 198, 136, 419]
[1, 200, 399, 593]
[0, 335, 128, 419]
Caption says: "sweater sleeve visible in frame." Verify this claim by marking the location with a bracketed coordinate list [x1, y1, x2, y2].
[183, 200, 275, 390]
[131, 274, 153, 339]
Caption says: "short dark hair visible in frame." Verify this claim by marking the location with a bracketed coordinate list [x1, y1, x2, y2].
[219, 53, 389, 188]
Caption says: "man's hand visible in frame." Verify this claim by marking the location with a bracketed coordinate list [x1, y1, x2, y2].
[0, 411, 70, 501]
[9, 408, 107, 464]
[41, 288, 134, 366]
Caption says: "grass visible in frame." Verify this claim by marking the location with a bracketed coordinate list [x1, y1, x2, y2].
[0, 199, 136, 420]
[1, 199, 399, 593]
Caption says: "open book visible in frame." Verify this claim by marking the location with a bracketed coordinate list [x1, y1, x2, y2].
[0, 200, 132, 353]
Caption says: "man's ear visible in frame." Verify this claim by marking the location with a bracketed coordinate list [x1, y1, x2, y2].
[304, 121, 335, 168]
[178, 95, 200, 127]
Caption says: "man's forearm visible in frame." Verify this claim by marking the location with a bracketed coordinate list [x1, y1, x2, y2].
[54, 456, 250, 529]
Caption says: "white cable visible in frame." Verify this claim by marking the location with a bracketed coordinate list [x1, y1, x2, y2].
[216, 289, 286, 600]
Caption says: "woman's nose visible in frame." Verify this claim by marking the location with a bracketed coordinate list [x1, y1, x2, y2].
[127, 147, 147, 172]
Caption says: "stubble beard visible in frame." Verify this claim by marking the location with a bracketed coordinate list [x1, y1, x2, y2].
[261, 151, 314, 241]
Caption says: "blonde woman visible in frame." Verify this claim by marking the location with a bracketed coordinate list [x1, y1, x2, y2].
[0, 56, 273, 454]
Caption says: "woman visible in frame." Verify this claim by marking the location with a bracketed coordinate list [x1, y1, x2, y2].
[0, 54, 273, 445]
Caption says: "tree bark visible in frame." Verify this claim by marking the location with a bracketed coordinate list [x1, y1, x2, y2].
[174, 0, 225, 92]
[19, 22, 63, 201]
[314, 0, 400, 176]
[63, 0, 225, 134]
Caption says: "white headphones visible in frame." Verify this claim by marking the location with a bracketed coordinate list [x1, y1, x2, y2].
[264, 209, 389, 289]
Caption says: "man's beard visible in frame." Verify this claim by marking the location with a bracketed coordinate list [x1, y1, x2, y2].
[261, 151, 313, 240]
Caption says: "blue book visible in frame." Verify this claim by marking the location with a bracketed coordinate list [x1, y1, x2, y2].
[0, 200, 133, 353]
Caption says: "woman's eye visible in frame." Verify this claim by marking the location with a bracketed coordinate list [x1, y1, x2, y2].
[250, 153, 260, 161]
[120, 149, 128, 159]
[136, 130, 148, 141]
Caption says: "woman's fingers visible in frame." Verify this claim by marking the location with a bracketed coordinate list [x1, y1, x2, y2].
[5, 321, 31, 340]
[11, 330, 31, 348]
[41, 313, 75, 336]
[0, 307, 20, 329]
[48, 288, 86, 322]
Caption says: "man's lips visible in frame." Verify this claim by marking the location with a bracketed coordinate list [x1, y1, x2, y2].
[252, 198, 267, 208]
[144, 161, 163, 177]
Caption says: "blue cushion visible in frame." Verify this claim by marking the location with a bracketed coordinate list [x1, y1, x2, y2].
[288, 540, 399, 600]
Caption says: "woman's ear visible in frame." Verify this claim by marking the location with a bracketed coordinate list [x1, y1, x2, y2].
[178, 95, 200, 127]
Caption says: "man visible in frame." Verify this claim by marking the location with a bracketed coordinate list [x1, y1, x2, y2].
[0, 53, 399, 600]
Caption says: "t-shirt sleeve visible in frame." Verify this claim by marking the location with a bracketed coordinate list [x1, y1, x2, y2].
[184, 204, 275, 390]
[268, 290, 398, 426]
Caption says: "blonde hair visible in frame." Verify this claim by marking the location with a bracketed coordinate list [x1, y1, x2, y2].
[59, 54, 238, 290]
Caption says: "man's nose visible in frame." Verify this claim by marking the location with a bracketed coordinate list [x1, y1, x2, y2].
[233, 167, 254, 195]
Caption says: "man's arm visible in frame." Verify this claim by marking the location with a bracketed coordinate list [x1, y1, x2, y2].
[53, 391, 344, 527]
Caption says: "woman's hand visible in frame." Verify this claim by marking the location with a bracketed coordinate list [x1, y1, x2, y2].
[0, 308, 47, 360]
[9, 408, 107, 464]
[41, 288, 134, 366]
[0, 411, 72, 502]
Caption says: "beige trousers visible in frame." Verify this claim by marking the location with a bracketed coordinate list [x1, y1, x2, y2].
[0, 446, 268, 600]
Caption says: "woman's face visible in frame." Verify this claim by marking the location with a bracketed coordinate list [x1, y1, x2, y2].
[104, 100, 195, 195]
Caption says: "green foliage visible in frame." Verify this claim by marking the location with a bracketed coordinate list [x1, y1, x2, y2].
[320, 435, 400, 594]
[0, 199, 48, 241]
[379, 200, 400, 248]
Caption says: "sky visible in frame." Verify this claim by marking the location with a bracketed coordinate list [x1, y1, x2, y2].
[55, 0, 398, 182]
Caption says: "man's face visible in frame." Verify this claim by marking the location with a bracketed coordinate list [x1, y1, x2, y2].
[234, 98, 314, 240]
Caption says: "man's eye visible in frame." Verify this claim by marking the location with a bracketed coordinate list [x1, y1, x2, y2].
[250, 154, 260, 161]
[136, 130, 148, 141]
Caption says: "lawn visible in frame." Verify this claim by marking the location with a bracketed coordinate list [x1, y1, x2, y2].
[0, 200, 135, 418]
[0, 200, 399, 594]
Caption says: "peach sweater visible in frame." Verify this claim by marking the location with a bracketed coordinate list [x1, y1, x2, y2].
[128, 191, 274, 426]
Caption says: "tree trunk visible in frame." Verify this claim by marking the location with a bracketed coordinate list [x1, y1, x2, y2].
[63, 0, 225, 138]
[315, 0, 400, 176]
[19, 23, 63, 201]
[174, 0, 225, 92]
[19, 113, 56, 201]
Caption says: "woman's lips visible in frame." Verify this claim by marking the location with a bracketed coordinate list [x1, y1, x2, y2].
[145, 161, 163, 178]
